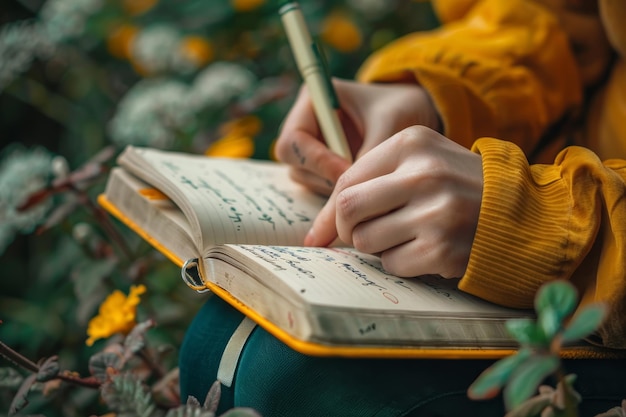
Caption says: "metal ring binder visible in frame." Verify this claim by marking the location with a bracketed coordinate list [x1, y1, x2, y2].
[181, 258, 210, 293]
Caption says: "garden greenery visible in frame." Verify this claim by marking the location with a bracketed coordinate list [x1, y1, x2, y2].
[0, 0, 437, 415]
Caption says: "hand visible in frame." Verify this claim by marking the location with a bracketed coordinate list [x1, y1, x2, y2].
[274, 79, 441, 196]
[305, 126, 484, 279]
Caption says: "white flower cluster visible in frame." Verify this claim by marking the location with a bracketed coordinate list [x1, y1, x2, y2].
[108, 62, 257, 148]
[0, 146, 54, 254]
[108, 79, 194, 149]
[0, 0, 105, 91]
[131, 24, 221, 75]
[131, 25, 188, 74]
[189, 62, 256, 109]
[0, 20, 54, 91]
[39, 0, 104, 43]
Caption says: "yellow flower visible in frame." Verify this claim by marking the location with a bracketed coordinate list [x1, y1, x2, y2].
[86, 285, 147, 346]
[179, 36, 215, 68]
[205, 116, 262, 158]
[106, 23, 139, 59]
[321, 13, 362, 53]
[231, 0, 265, 12]
[206, 135, 255, 158]
[218, 115, 262, 137]
[122, 0, 158, 16]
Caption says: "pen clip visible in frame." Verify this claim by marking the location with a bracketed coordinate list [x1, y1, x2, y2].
[312, 42, 340, 109]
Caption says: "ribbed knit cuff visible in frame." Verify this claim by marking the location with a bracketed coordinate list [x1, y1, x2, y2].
[460, 138, 572, 308]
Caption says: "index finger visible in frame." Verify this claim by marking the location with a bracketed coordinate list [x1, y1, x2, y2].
[304, 128, 419, 247]
[304, 191, 338, 247]
[275, 87, 321, 159]
[276, 89, 351, 176]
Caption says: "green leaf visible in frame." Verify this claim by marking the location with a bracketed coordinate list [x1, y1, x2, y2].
[562, 303, 607, 343]
[101, 373, 156, 417]
[36, 355, 60, 382]
[185, 395, 201, 407]
[467, 349, 531, 400]
[553, 374, 582, 412]
[506, 318, 547, 346]
[503, 355, 559, 410]
[538, 305, 562, 341]
[89, 349, 124, 382]
[123, 319, 155, 360]
[204, 380, 222, 412]
[9, 373, 36, 416]
[503, 392, 553, 417]
[534, 281, 578, 322]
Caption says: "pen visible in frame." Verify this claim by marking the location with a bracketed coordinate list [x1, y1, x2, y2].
[279, 2, 353, 162]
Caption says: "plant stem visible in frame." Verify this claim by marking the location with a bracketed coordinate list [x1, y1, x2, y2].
[556, 366, 579, 417]
[0, 340, 101, 389]
[56, 371, 101, 389]
[0, 340, 39, 373]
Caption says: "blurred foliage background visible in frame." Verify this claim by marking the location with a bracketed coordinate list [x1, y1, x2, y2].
[0, 0, 438, 415]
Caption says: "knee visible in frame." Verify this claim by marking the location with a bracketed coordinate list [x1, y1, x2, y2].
[178, 296, 246, 409]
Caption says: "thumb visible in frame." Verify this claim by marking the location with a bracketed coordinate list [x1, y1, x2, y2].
[304, 193, 338, 247]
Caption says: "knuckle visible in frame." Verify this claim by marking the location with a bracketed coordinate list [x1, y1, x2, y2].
[351, 227, 374, 254]
[380, 252, 412, 277]
[334, 170, 354, 192]
[392, 125, 439, 153]
[308, 146, 328, 169]
[335, 189, 359, 219]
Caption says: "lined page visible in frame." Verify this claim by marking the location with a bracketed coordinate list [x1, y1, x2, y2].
[215, 245, 528, 317]
[118, 146, 326, 250]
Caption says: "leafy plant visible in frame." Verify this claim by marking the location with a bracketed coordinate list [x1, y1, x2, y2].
[1, 318, 260, 417]
[0, 145, 256, 416]
[468, 280, 611, 417]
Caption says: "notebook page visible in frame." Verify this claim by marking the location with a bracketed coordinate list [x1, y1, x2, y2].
[118, 147, 326, 250]
[217, 245, 528, 317]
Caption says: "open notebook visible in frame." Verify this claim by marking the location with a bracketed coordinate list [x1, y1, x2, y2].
[98, 146, 619, 359]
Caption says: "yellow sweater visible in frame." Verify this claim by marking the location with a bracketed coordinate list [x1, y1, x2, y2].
[357, 0, 626, 349]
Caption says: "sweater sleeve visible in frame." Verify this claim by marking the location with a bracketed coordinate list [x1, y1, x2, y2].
[431, 0, 478, 23]
[463, 138, 626, 349]
[357, 0, 582, 153]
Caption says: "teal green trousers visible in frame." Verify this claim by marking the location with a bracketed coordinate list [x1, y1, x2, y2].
[179, 295, 626, 417]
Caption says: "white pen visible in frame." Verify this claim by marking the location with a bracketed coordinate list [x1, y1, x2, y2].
[279, 2, 353, 162]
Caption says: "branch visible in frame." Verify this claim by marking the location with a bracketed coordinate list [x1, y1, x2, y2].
[0, 340, 39, 373]
[0, 340, 101, 389]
